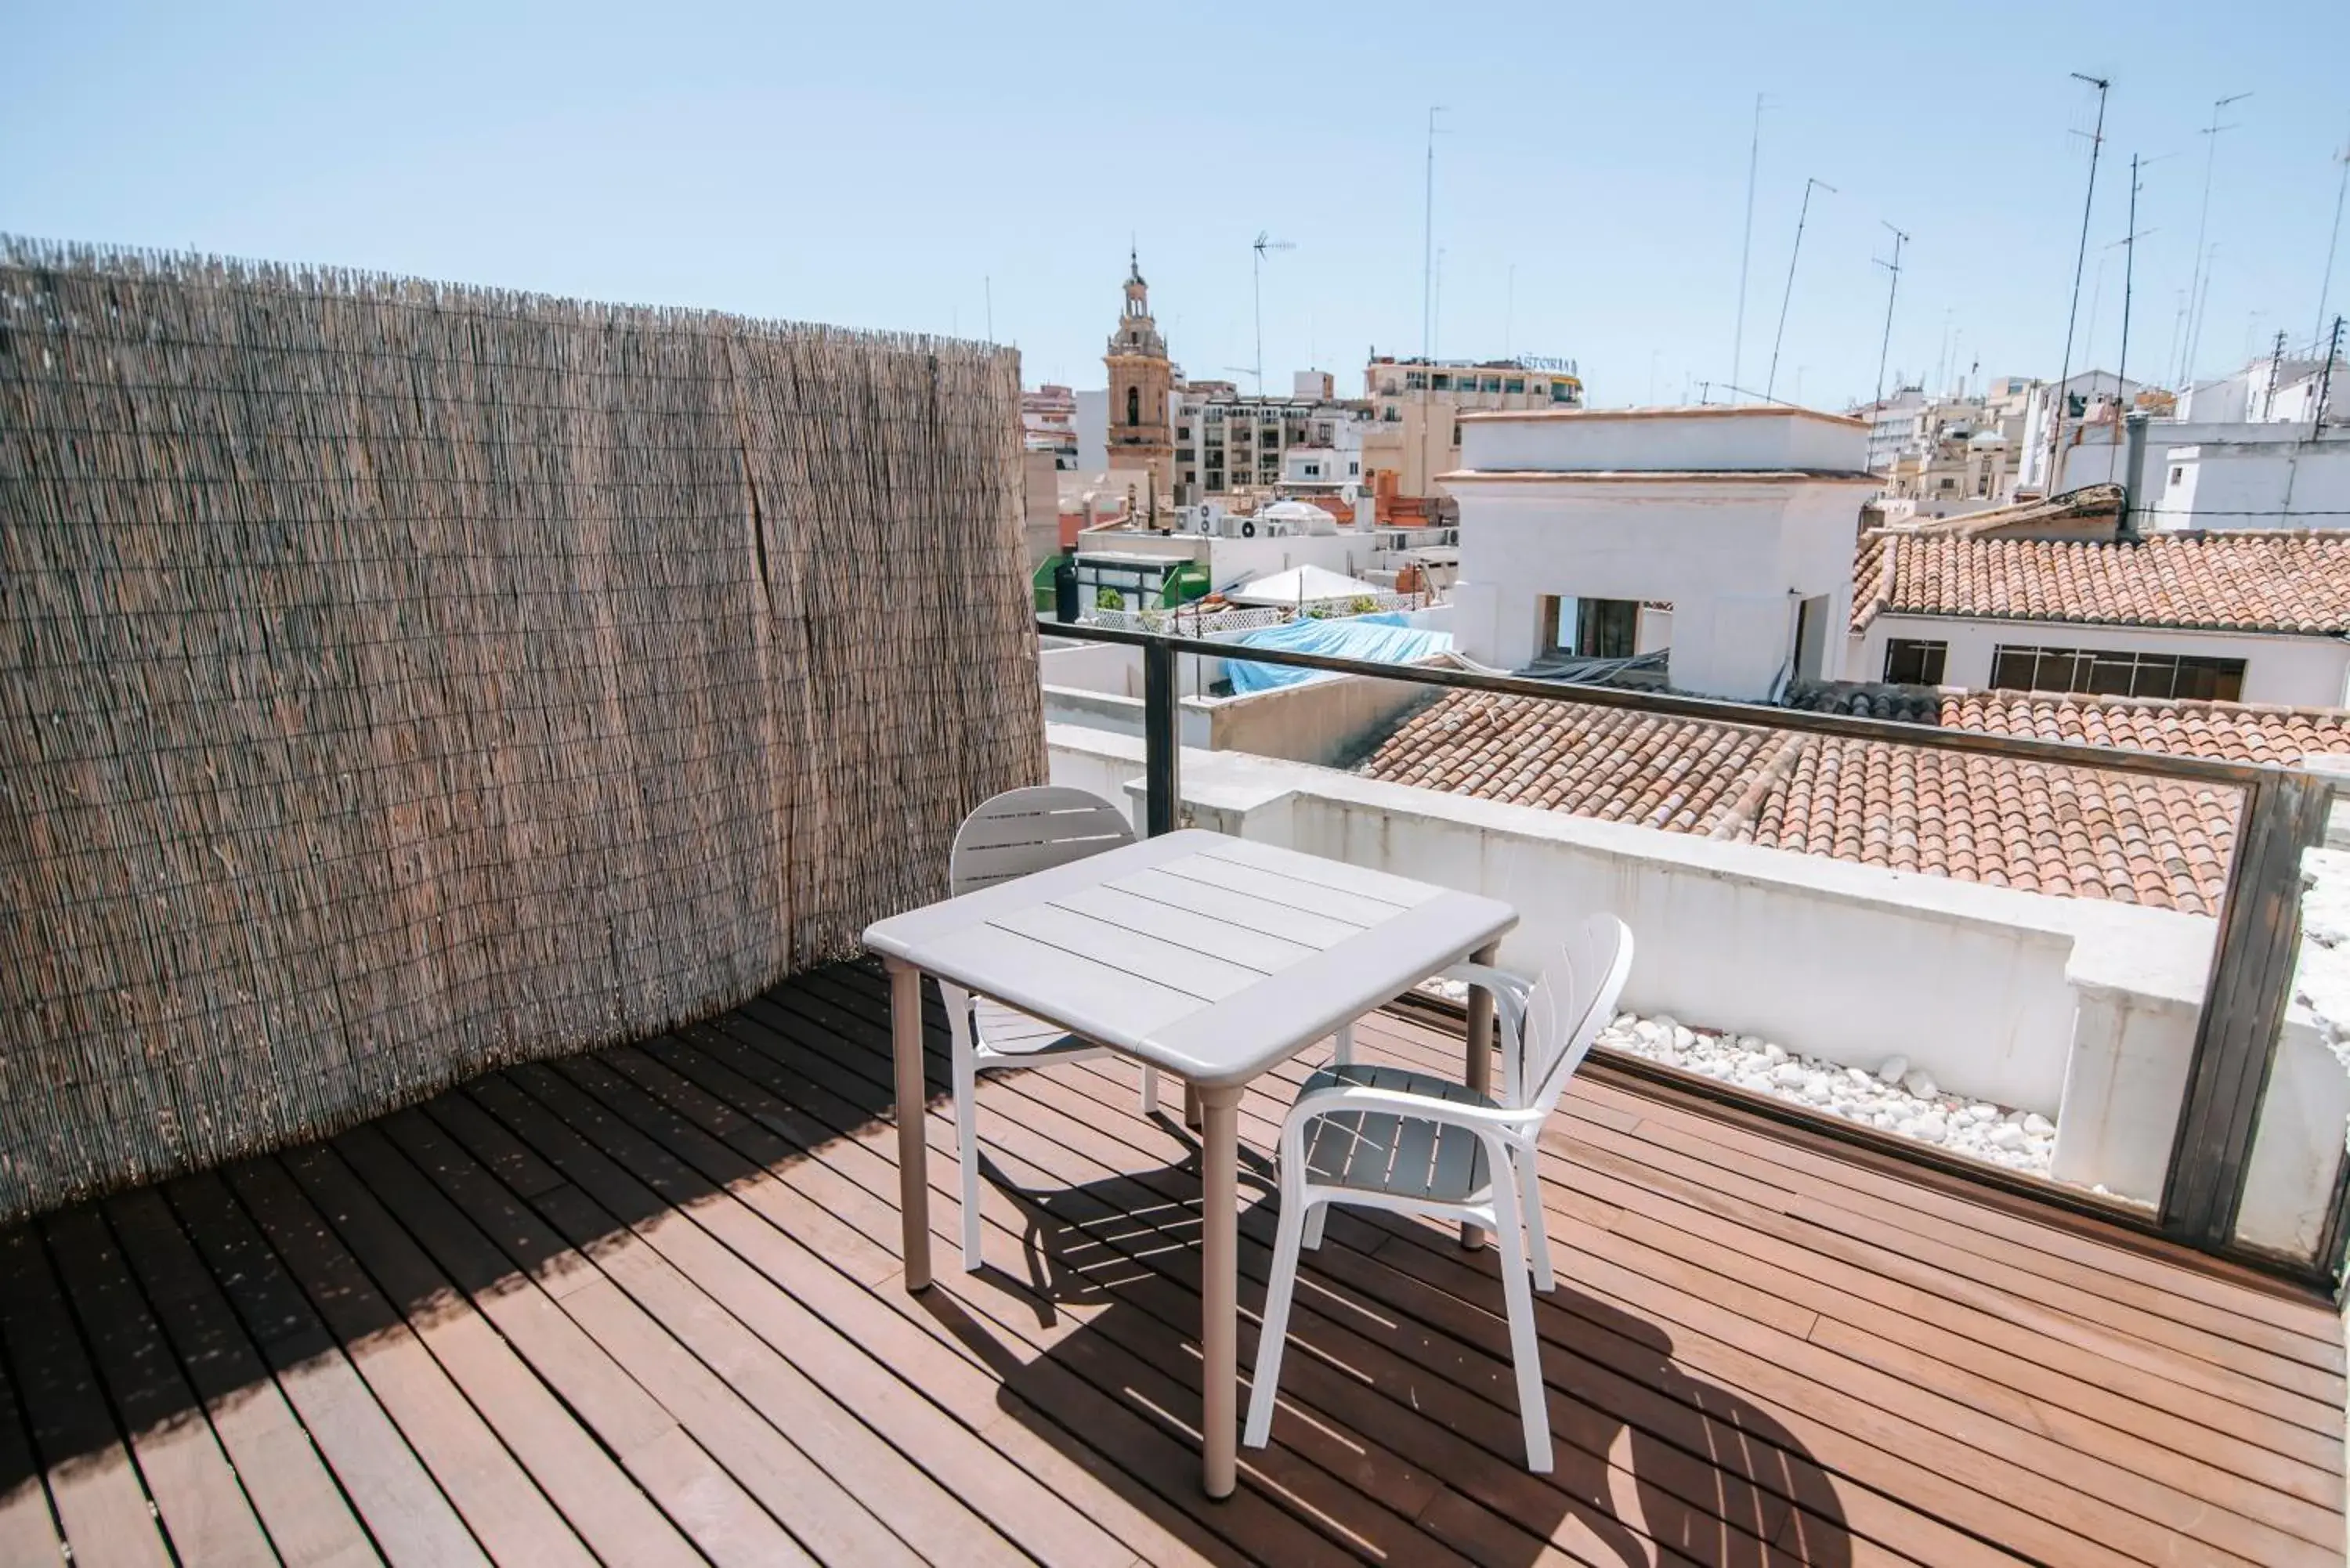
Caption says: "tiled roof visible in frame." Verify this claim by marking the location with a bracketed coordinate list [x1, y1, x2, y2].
[1357, 693, 1786, 834]
[1851, 530, 2350, 634]
[1792, 683, 2350, 767]
[1356, 687, 2304, 913]
[1741, 739, 2233, 911]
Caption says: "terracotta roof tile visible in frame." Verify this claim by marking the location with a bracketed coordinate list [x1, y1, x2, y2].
[1358, 687, 2278, 914]
[1855, 531, 2350, 634]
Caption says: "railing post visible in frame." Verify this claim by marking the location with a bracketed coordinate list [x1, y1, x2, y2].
[1143, 636, 1180, 837]
[2161, 770, 2334, 1251]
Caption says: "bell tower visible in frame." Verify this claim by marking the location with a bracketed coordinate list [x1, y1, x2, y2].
[1104, 248, 1173, 497]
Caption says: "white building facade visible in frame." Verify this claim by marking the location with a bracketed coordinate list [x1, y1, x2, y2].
[1447, 407, 1873, 698]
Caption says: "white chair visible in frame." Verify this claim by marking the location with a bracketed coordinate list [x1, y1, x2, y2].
[1243, 914, 1633, 1472]
[939, 786, 1162, 1271]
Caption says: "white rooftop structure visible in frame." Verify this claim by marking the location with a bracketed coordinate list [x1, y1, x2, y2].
[1226, 562, 1383, 606]
[1445, 407, 1874, 699]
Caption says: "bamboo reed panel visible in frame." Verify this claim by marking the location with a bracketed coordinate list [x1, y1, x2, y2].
[0, 237, 1043, 1220]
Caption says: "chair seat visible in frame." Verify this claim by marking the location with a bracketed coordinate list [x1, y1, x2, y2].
[972, 997, 1095, 1060]
[1295, 1062, 1495, 1202]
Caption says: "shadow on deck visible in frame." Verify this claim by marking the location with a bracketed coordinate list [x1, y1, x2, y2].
[0, 962, 2339, 1565]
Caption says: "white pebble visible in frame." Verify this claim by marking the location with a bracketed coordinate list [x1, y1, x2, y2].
[2023, 1113, 2055, 1137]
[1912, 1114, 1948, 1143]
[1901, 1069, 1939, 1100]
[1876, 1054, 1909, 1084]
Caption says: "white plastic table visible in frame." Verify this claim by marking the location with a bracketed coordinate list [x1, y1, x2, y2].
[863, 829, 1517, 1498]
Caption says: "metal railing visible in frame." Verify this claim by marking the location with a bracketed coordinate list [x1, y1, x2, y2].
[1040, 616, 2348, 1288]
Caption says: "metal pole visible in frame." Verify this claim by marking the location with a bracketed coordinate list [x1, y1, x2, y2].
[2048, 73, 2110, 492]
[2182, 92, 2251, 386]
[1873, 222, 1907, 410]
[2317, 136, 2349, 352]
[1731, 94, 1764, 406]
[1252, 244, 1263, 396]
[1142, 637, 1180, 836]
[2117, 155, 2139, 402]
[1766, 177, 1835, 403]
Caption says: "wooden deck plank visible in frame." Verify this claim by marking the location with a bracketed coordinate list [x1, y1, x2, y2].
[100, 1188, 378, 1568]
[1216, 1021, 2348, 1533]
[3, 961, 2340, 1567]
[164, 1171, 491, 1568]
[39, 1208, 278, 1566]
[0, 1227, 175, 1568]
[356, 1109, 837, 1568]
[0, 1349, 63, 1568]
[613, 1028, 1696, 1568]
[735, 980, 1906, 1568]
[276, 1143, 709, 1568]
[222, 1157, 598, 1568]
[778, 977, 2032, 1568]
[1358, 1007, 2348, 1439]
[804, 963, 2289, 1568]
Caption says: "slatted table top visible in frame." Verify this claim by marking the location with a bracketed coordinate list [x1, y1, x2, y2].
[864, 830, 1517, 1087]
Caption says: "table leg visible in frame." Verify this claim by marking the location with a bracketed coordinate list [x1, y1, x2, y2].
[1198, 1082, 1243, 1499]
[888, 958, 932, 1292]
[1184, 1079, 1202, 1130]
[1461, 939, 1500, 1251]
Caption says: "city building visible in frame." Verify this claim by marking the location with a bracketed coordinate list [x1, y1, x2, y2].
[1102, 249, 1173, 504]
[1446, 406, 1873, 697]
[1020, 384, 1079, 468]
[1846, 528, 2350, 704]
[2016, 370, 2143, 493]
[1170, 373, 1372, 503]
[1358, 353, 1584, 506]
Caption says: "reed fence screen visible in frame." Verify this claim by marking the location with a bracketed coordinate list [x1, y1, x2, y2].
[0, 240, 1043, 1219]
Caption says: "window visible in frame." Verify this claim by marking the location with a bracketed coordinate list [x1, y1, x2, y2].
[1302, 462, 1321, 477]
[2170, 465, 2185, 486]
[1126, 386, 1140, 426]
[1477, 376, 1499, 392]
[1574, 599, 1640, 659]
[1882, 638, 1948, 685]
[1504, 377, 1525, 394]
[1383, 405, 1401, 421]
[1551, 381, 1576, 403]
[1431, 374, 1453, 391]
[1405, 371, 1427, 390]
[1989, 645, 2246, 702]
[1452, 421, 1465, 447]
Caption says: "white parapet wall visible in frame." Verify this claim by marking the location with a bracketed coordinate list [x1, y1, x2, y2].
[1046, 722, 2350, 1258]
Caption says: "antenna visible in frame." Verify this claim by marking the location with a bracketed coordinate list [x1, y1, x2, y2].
[1765, 176, 1835, 402]
[2048, 71, 2110, 487]
[1873, 220, 1909, 410]
[2114, 152, 2163, 405]
[1730, 94, 1770, 406]
[2181, 91, 2251, 385]
[1421, 107, 1447, 362]
[1249, 231, 1296, 396]
[2317, 129, 2350, 352]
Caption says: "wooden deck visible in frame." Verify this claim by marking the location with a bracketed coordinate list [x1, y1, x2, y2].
[0, 962, 2341, 1566]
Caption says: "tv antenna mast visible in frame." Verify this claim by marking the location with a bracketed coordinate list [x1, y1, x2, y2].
[1766, 176, 1835, 402]
[1872, 221, 1909, 410]
[1250, 231, 1295, 396]
[2048, 71, 2110, 485]
[2180, 91, 2250, 386]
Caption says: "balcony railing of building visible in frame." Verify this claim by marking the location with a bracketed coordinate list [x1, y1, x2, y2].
[1042, 617, 2350, 1292]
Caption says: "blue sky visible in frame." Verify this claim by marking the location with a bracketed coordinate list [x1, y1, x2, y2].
[6, 2, 2346, 408]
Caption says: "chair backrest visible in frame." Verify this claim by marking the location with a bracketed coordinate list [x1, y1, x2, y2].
[950, 786, 1136, 897]
[1513, 914, 1635, 1114]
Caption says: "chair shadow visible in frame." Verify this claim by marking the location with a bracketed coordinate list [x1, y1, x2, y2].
[926, 1140, 1853, 1567]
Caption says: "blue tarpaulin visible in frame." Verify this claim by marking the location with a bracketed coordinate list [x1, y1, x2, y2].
[1223, 613, 1455, 693]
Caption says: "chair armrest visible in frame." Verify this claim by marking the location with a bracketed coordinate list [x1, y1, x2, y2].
[1437, 962, 1528, 1042]
[1285, 1082, 1546, 1143]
